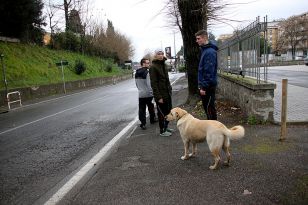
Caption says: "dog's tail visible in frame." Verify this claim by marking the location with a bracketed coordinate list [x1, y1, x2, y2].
[226, 125, 245, 140]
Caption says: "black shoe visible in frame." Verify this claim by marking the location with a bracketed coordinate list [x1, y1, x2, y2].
[140, 124, 146, 130]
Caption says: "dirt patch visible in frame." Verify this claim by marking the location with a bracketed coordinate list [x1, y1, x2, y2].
[181, 97, 246, 125]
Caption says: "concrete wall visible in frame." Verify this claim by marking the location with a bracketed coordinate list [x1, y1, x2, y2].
[217, 73, 276, 122]
[0, 74, 132, 106]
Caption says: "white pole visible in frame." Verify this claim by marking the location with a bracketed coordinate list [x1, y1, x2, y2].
[61, 60, 66, 94]
[173, 31, 177, 71]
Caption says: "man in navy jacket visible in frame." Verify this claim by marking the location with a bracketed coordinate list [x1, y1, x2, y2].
[195, 29, 218, 120]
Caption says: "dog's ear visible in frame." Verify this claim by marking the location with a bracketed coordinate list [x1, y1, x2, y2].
[174, 108, 181, 119]
[175, 111, 179, 119]
[177, 108, 186, 117]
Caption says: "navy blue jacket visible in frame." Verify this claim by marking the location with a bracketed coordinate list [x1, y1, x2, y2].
[198, 41, 218, 90]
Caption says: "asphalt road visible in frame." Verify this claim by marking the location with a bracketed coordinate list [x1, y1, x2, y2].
[0, 73, 183, 205]
[0, 79, 137, 204]
[267, 65, 308, 88]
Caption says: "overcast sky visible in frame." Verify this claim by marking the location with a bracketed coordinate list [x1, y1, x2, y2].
[92, 0, 308, 61]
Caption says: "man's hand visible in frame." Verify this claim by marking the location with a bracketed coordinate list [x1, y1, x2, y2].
[158, 98, 164, 103]
[199, 89, 206, 96]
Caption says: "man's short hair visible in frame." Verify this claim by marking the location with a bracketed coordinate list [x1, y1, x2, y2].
[140, 58, 149, 66]
[195, 29, 208, 37]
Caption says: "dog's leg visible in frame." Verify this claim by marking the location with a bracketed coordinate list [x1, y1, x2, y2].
[189, 143, 197, 158]
[223, 146, 231, 166]
[181, 141, 190, 160]
[209, 148, 220, 170]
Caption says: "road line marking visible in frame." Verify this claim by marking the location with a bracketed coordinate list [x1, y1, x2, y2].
[0, 96, 108, 136]
[10, 82, 122, 111]
[43, 116, 138, 205]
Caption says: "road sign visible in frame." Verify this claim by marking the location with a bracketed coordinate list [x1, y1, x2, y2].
[56, 61, 68, 66]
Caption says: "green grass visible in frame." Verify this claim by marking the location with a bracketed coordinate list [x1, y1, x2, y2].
[219, 71, 266, 85]
[0, 42, 130, 90]
[243, 137, 292, 154]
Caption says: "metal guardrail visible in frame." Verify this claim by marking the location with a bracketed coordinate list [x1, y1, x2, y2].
[7, 91, 22, 109]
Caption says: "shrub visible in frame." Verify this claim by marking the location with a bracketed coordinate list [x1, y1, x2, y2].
[53, 31, 81, 52]
[74, 60, 86, 75]
[178, 66, 186, 72]
[105, 65, 112, 72]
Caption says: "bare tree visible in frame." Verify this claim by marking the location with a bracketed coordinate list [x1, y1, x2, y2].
[50, 0, 85, 31]
[104, 21, 134, 63]
[44, 0, 61, 47]
[278, 14, 308, 60]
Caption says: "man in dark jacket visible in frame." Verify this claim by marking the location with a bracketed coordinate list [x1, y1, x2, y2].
[149, 49, 173, 137]
[195, 29, 218, 120]
[135, 58, 156, 130]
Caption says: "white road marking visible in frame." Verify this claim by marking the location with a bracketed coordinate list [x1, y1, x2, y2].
[0, 96, 108, 136]
[43, 116, 138, 205]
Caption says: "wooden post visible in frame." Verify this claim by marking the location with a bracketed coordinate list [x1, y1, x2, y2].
[280, 79, 288, 141]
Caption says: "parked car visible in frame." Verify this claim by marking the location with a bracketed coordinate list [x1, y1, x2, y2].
[295, 55, 305, 60]
[304, 56, 308, 66]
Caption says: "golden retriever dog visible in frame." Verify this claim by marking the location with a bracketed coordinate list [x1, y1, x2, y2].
[166, 107, 245, 170]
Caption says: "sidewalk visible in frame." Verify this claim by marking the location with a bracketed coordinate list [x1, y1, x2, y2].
[273, 81, 308, 123]
[270, 65, 308, 123]
[66, 76, 308, 205]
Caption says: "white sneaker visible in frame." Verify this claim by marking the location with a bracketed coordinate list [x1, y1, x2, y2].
[160, 131, 172, 137]
[166, 128, 174, 133]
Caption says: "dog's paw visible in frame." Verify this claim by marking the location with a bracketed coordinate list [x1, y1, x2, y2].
[188, 153, 196, 158]
[209, 165, 218, 170]
[181, 156, 189, 160]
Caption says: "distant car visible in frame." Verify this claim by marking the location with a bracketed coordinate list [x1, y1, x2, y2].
[295, 55, 305, 60]
[304, 57, 308, 66]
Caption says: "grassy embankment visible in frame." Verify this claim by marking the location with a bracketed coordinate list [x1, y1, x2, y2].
[0, 42, 129, 90]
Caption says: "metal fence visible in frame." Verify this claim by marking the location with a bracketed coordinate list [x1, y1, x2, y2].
[218, 16, 268, 84]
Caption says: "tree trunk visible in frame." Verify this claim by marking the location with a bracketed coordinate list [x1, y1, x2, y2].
[64, 0, 69, 31]
[178, 0, 204, 97]
[292, 46, 296, 60]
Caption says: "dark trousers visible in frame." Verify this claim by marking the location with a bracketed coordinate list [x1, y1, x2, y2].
[139, 97, 155, 125]
[201, 86, 217, 120]
[156, 96, 172, 133]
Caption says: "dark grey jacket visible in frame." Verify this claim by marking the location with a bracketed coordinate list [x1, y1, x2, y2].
[135, 67, 153, 98]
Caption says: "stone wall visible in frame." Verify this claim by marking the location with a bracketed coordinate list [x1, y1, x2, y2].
[0, 74, 132, 106]
[217, 73, 276, 122]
